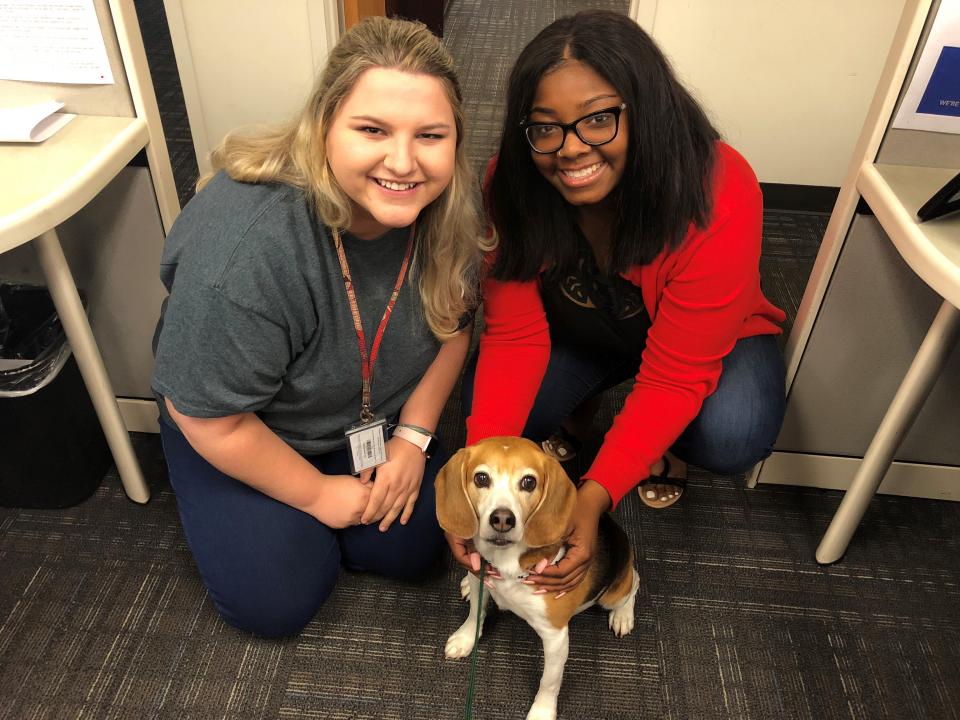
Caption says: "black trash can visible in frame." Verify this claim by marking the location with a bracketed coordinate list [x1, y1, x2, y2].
[0, 284, 111, 508]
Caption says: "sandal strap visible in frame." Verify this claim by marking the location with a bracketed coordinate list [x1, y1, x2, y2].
[639, 455, 686, 490]
[658, 454, 672, 479]
[641, 475, 686, 490]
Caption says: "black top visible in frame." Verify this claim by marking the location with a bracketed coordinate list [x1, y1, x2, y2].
[540, 231, 650, 358]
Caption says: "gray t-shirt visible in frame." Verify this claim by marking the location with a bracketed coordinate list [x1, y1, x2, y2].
[152, 172, 441, 454]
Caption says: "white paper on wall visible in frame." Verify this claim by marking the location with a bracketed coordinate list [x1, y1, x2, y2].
[0, 0, 114, 85]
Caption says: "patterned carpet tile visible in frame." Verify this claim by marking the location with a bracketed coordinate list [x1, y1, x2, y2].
[2, 432, 960, 719]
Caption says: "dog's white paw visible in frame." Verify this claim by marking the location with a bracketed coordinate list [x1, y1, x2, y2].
[608, 603, 635, 637]
[444, 627, 477, 659]
[608, 568, 639, 637]
[459, 572, 471, 600]
[525, 702, 557, 720]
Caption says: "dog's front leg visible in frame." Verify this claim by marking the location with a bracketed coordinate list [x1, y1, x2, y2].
[526, 624, 569, 720]
[444, 572, 488, 659]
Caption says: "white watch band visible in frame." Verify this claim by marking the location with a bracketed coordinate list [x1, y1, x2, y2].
[393, 425, 432, 454]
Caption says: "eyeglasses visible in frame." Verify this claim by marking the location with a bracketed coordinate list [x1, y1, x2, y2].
[521, 103, 627, 154]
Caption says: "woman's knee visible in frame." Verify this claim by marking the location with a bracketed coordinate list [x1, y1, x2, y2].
[163, 421, 348, 637]
[211, 559, 340, 638]
[674, 335, 785, 474]
[215, 595, 328, 638]
[675, 396, 783, 475]
[683, 433, 774, 476]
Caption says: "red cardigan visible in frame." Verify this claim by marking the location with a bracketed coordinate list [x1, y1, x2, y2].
[465, 143, 785, 506]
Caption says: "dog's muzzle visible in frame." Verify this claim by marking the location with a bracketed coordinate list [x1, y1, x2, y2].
[485, 507, 516, 546]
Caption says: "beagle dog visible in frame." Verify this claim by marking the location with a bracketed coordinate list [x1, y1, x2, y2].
[436, 437, 639, 720]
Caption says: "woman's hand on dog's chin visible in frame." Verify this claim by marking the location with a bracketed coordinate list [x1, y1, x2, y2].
[528, 480, 611, 594]
[445, 532, 482, 573]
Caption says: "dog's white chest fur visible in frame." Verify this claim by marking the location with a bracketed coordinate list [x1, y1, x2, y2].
[488, 577, 551, 629]
[480, 545, 556, 628]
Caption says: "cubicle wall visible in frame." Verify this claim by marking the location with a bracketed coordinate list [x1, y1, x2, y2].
[0, 168, 167, 404]
[629, 0, 906, 187]
[161, 0, 340, 176]
[776, 213, 960, 467]
[755, 0, 960, 499]
[0, 0, 176, 431]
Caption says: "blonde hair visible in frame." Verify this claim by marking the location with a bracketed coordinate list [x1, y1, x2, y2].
[198, 17, 488, 339]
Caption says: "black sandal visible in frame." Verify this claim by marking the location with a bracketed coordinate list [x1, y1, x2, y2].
[637, 455, 686, 509]
[541, 427, 582, 461]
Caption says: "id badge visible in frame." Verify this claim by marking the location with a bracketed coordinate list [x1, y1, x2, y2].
[345, 416, 388, 475]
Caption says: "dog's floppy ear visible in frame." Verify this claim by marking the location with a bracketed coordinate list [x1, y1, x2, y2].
[435, 448, 478, 539]
[524, 454, 577, 548]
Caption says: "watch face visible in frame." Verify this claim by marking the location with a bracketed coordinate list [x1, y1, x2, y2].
[424, 435, 438, 458]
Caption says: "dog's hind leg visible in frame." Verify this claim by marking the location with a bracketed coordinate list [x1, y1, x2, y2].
[445, 572, 489, 659]
[526, 623, 569, 720]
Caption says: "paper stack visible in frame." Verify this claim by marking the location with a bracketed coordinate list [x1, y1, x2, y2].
[0, 101, 76, 143]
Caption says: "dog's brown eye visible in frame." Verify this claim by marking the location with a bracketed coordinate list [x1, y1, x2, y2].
[519, 474, 537, 492]
[473, 472, 490, 488]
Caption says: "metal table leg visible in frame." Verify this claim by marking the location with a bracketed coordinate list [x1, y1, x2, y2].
[32, 228, 150, 504]
[816, 299, 960, 564]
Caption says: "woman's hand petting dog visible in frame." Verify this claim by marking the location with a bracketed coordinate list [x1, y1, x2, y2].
[445, 534, 507, 592]
[526, 479, 612, 594]
[445, 531, 481, 573]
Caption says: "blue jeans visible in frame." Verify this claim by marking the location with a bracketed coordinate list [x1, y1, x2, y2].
[462, 334, 785, 476]
[160, 422, 446, 637]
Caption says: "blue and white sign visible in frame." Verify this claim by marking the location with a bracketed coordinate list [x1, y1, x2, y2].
[893, 2, 960, 134]
[917, 46, 960, 118]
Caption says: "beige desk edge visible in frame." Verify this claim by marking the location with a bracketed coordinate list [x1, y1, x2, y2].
[0, 116, 149, 253]
[858, 162, 960, 310]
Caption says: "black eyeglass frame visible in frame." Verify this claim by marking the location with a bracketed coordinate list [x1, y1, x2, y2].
[521, 103, 627, 154]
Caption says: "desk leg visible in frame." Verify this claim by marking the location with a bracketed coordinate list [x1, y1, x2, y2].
[32, 229, 151, 504]
[816, 299, 960, 564]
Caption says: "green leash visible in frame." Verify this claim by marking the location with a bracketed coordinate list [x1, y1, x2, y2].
[464, 560, 487, 720]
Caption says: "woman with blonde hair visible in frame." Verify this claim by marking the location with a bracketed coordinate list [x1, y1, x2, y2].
[152, 16, 484, 637]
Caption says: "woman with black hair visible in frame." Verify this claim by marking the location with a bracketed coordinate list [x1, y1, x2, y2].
[450, 11, 787, 592]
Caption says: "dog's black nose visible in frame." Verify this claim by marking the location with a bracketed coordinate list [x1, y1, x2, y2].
[488, 507, 516, 533]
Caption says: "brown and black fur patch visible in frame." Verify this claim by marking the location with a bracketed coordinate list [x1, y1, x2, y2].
[594, 514, 635, 608]
[542, 513, 634, 629]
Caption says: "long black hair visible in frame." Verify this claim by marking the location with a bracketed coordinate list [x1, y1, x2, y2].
[489, 10, 719, 281]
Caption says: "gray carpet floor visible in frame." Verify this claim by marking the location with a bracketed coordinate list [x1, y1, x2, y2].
[1, 1, 958, 719]
[3, 431, 959, 720]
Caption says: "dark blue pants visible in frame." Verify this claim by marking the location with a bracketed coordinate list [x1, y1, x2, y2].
[463, 334, 785, 477]
[160, 422, 446, 637]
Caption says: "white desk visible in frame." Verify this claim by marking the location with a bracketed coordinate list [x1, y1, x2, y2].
[748, 0, 960, 563]
[816, 162, 960, 563]
[0, 116, 152, 503]
[859, 164, 960, 310]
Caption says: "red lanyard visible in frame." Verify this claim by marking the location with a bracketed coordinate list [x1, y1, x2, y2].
[332, 225, 415, 422]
